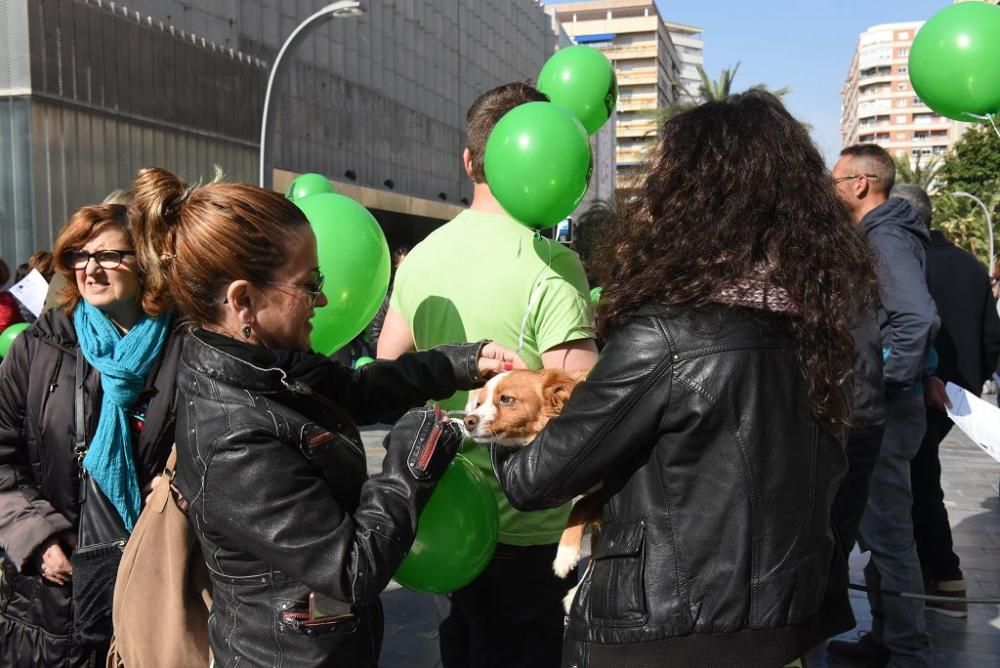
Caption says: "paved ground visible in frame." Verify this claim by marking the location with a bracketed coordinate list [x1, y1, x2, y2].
[362, 407, 1000, 667]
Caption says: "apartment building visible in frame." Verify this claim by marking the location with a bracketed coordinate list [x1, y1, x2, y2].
[840, 21, 962, 166]
[665, 21, 704, 103]
[546, 0, 683, 189]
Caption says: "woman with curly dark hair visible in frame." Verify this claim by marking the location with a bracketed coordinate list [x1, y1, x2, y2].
[491, 91, 877, 667]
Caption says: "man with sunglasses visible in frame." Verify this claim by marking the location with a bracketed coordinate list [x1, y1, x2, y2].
[829, 144, 939, 668]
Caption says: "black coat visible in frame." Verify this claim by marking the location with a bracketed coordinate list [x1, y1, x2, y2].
[848, 303, 886, 430]
[174, 331, 478, 667]
[926, 230, 1000, 394]
[0, 308, 181, 667]
[493, 304, 850, 668]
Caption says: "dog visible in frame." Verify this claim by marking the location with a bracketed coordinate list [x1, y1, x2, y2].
[463, 368, 603, 611]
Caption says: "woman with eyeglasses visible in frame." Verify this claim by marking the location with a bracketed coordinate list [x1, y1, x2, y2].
[127, 167, 520, 667]
[0, 204, 182, 666]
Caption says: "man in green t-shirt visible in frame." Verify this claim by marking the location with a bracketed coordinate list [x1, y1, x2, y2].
[378, 81, 598, 668]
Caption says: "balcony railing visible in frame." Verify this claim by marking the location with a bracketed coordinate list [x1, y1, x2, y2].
[617, 121, 658, 137]
[617, 70, 659, 85]
[595, 43, 658, 59]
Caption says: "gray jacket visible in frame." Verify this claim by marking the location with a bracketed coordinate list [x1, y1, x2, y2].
[860, 198, 940, 394]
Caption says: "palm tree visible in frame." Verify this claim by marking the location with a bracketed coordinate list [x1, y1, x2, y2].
[684, 63, 790, 103]
[893, 154, 941, 191]
[658, 63, 791, 129]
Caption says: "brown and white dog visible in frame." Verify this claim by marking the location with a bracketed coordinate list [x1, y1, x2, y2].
[463, 369, 603, 610]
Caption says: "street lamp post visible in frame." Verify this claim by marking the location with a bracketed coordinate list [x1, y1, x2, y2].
[953, 191, 995, 271]
[258, 1, 366, 188]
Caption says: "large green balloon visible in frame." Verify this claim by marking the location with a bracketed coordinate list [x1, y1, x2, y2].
[909, 3, 1000, 122]
[286, 173, 336, 202]
[393, 454, 499, 593]
[537, 45, 618, 134]
[295, 194, 391, 356]
[0, 322, 29, 358]
[484, 102, 592, 230]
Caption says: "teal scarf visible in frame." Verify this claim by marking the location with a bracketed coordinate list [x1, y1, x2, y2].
[74, 301, 169, 531]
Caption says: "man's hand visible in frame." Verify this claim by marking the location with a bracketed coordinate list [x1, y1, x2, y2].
[925, 375, 951, 411]
[34, 535, 73, 586]
[477, 342, 527, 379]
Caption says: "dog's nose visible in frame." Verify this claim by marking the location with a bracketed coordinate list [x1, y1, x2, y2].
[463, 414, 480, 432]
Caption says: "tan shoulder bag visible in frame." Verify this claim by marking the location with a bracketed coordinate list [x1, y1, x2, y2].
[107, 446, 213, 667]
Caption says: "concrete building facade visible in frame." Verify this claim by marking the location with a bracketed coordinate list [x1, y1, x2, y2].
[545, 0, 683, 190]
[0, 0, 555, 270]
[840, 20, 962, 166]
[665, 21, 704, 104]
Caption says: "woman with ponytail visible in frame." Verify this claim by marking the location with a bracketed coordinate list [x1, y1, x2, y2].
[128, 167, 519, 667]
[0, 204, 182, 666]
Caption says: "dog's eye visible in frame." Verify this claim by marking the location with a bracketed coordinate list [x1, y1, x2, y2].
[499, 395, 516, 406]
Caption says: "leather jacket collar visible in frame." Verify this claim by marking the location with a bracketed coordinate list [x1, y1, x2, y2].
[181, 329, 320, 396]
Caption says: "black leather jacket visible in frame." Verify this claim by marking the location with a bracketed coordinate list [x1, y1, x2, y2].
[174, 331, 476, 667]
[493, 304, 848, 668]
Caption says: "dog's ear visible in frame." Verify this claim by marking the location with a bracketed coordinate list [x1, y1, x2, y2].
[542, 370, 576, 415]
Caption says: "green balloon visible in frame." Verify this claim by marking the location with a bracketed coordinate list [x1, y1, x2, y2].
[0, 322, 29, 358]
[295, 194, 391, 356]
[393, 454, 499, 593]
[354, 355, 374, 369]
[484, 102, 592, 230]
[590, 286, 603, 305]
[537, 45, 618, 134]
[286, 173, 336, 202]
[909, 3, 1000, 122]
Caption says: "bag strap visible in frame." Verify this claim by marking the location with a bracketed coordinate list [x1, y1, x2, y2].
[164, 445, 178, 473]
[74, 348, 88, 479]
[157, 445, 190, 514]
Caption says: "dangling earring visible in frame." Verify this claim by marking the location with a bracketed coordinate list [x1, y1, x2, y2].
[242, 324, 252, 339]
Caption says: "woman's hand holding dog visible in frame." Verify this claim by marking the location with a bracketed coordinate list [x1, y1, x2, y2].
[384, 406, 463, 483]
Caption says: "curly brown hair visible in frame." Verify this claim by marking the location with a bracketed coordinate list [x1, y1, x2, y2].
[596, 91, 877, 425]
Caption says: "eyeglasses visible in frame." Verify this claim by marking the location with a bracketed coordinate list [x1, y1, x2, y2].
[63, 249, 136, 270]
[266, 270, 325, 307]
[832, 174, 881, 185]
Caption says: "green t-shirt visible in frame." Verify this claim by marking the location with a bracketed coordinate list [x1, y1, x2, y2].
[391, 209, 594, 545]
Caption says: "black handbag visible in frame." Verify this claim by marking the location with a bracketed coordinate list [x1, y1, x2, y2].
[70, 349, 129, 647]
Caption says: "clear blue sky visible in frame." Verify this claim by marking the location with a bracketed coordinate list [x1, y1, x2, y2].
[543, 0, 953, 163]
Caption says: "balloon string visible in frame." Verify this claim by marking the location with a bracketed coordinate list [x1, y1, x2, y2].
[964, 112, 1000, 140]
[516, 232, 556, 354]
